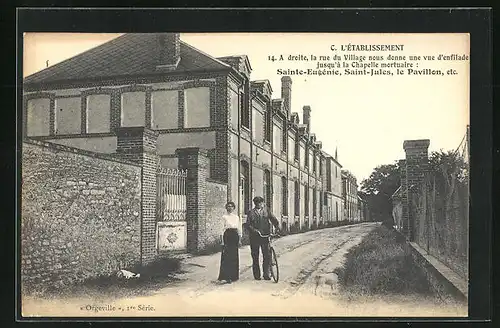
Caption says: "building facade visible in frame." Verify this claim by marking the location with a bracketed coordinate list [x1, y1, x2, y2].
[324, 150, 343, 223]
[357, 192, 370, 222]
[342, 170, 359, 222]
[23, 32, 344, 232]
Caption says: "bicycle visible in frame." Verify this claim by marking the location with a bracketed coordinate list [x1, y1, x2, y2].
[256, 231, 280, 283]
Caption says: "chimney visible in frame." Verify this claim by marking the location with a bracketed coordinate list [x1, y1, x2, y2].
[281, 76, 292, 118]
[156, 33, 181, 70]
[303, 105, 311, 134]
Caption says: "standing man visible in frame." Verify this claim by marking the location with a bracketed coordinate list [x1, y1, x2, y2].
[244, 196, 281, 280]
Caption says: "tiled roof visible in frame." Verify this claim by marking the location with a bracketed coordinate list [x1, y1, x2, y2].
[24, 33, 231, 85]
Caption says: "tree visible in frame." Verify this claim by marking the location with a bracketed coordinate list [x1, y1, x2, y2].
[428, 149, 469, 204]
[360, 162, 401, 225]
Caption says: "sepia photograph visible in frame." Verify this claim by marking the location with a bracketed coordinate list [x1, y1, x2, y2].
[20, 30, 471, 318]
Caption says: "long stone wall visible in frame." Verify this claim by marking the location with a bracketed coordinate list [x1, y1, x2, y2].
[21, 139, 142, 294]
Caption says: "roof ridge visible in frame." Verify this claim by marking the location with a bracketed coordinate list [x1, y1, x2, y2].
[180, 40, 231, 69]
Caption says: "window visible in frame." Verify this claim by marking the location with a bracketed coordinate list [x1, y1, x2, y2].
[294, 181, 300, 217]
[336, 202, 339, 221]
[304, 184, 309, 216]
[26, 98, 50, 136]
[313, 189, 317, 217]
[300, 145, 305, 168]
[121, 92, 146, 127]
[55, 97, 81, 134]
[281, 177, 288, 216]
[151, 90, 178, 129]
[240, 160, 250, 215]
[87, 94, 111, 133]
[305, 147, 309, 167]
[335, 166, 338, 178]
[253, 107, 264, 144]
[313, 154, 317, 172]
[264, 106, 271, 142]
[327, 162, 332, 191]
[252, 107, 256, 136]
[264, 170, 272, 208]
[240, 92, 250, 129]
[230, 89, 239, 130]
[319, 191, 323, 217]
[288, 135, 294, 162]
[273, 125, 281, 152]
[184, 87, 210, 128]
[281, 122, 287, 152]
[294, 136, 300, 161]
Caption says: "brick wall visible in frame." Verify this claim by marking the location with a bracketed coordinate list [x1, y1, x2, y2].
[21, 140, 142, 294]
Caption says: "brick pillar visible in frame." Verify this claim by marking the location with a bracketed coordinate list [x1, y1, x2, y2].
[115, 127, 159, 266]
[399, 159, 408, 233]
[175, 147, 209, 253]
[403, 139, 430, 241]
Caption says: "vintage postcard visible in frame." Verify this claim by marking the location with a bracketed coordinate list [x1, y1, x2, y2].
[20, 31, 470, 318]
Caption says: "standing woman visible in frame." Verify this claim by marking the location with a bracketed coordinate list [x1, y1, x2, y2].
[218, 201, 242, 283]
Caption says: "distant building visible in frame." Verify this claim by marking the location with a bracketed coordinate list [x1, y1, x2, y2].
[22, 32, 344, 232]
[357, 192, 370, 222]
[323, 149, 343, 222]
[341, 170, 358, 222]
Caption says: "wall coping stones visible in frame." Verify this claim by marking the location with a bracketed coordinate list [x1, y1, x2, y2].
[23, 138, 140, 168]
[403, 139, 431, 151]
[409, 241, 468, 300]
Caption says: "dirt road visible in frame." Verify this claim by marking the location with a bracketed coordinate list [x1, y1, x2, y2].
[22, 222, 467, 317]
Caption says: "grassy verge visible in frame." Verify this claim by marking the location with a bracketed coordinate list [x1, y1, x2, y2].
[334, 225, 433, 297]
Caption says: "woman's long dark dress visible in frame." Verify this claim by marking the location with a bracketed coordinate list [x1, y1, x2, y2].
[218, 228, 240, 282]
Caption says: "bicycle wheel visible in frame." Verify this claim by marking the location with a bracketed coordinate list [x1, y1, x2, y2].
[270, 247, 279, 283]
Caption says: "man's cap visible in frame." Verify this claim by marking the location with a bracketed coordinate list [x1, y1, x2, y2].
[253, 196, 265, 203]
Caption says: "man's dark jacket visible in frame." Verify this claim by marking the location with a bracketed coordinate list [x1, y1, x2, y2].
[244, 207, 280, 236]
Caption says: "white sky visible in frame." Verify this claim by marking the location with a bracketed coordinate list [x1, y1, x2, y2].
[23, 33, 470, 183]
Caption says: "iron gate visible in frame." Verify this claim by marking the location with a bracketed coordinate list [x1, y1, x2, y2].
[156, 167, 188, 253]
